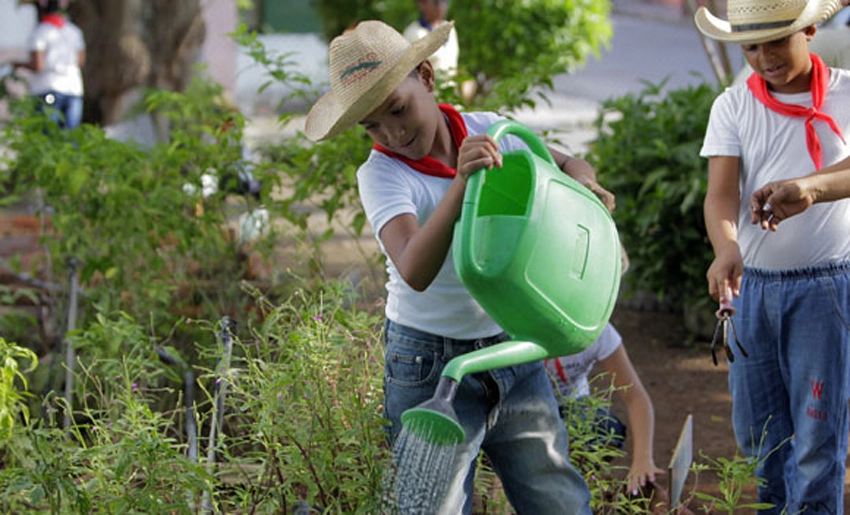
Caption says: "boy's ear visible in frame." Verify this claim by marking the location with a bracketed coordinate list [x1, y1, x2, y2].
[804, 25, 817, 40]
[417, 61, 436, 91]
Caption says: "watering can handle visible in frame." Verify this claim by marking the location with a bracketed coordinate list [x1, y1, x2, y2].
[486, 120, 557, 168]
[458, 120, 556, 278]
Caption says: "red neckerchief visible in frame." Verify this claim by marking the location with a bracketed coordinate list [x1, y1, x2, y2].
[373, 103, 467, 179]
[746, 53, 845, 170]
[550, 358, 569, 385]
[41, 13, 65, 29]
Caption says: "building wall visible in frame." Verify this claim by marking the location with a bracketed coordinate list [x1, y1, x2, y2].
[200, 0, 238, 94]
[0, 0, 36, 64]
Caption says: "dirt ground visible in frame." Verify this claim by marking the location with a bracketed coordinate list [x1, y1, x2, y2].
[606, 305, 743, 511]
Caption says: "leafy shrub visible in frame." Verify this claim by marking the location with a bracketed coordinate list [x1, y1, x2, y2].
[1, 75, 282, 352]
[585, 79, 723, 309]
[0, 337, 37, 444]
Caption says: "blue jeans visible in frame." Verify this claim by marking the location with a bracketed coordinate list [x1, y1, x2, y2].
[37, 91, 83, 129]
[383, 319, 591, 514]
[729, 262, 850, 514]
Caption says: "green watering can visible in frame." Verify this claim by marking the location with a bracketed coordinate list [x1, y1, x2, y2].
[401, 120, 622, 445]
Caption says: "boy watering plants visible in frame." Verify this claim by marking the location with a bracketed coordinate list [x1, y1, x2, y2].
[696, 0, 850, 511]
[304, 20, 612, 514]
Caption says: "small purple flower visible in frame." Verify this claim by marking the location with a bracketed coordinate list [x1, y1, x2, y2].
[131, 382, 138, 390]
[312, 314, 323, 321]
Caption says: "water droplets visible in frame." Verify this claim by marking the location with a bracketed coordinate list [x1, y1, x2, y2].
[381, 427, 459, 514]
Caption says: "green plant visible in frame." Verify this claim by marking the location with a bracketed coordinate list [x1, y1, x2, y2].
[586, 79, 723, 309]
[560, 375, 652, 514]
[207, 282, 390, 513]
[452, 0, 611, 111]
[1, 74, 283, 353]
[0, 337, 37, 445]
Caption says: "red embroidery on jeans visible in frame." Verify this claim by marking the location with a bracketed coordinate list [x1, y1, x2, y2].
[811, 380, 825, 400]
[806, 406, 828, 421]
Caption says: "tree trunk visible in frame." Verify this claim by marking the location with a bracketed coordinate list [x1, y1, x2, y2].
[70, 0, 206, 125]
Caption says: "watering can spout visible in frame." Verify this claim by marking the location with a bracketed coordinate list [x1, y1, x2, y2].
[401, 376, 465, 445]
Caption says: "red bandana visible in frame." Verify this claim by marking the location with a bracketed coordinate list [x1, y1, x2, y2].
[373, 103, 468, 178]
[746, 53, 845, 170]
[41, 13, 65, 29]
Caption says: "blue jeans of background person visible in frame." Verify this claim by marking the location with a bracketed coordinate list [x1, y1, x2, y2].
[383, 319, 591, 515]
[37, 91, 83, 129]
[559, 400, 627, 450]
[729, 262, 850, 514]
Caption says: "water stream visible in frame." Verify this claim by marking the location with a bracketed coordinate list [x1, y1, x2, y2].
[381, 426, 460, 514]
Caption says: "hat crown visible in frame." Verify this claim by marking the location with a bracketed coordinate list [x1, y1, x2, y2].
[726, 0, 807, 28]
[328, 21, 410, 110]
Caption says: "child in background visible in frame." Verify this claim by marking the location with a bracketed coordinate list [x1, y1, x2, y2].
[13, 0, 85, 129]
[304, 19, 613, 514]
[545, 323, 662, 497]
[403, 0, 459, 79]
[696, 0, 850, 511]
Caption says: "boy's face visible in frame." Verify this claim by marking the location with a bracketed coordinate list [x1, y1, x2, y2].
[417, 0, 448, 25]
[742, 27, 816, 94]
[359, 64, 440, 160]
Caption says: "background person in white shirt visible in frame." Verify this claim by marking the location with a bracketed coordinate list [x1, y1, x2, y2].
[14, 0, 85, 129]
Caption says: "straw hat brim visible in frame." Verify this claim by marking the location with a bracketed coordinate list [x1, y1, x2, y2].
[305, 22, 453, 142]
[695, 0, 843, 44]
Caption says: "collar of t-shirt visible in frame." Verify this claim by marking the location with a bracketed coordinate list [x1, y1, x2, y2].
[41, 14, 65, 29]
[746, 53, 845, 170]
[372, 103, 468, 179]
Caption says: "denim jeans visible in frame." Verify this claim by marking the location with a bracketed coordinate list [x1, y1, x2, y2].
[729, 262, 850, 514]
[383, 319, 591, 514]
[37, 91, 83, 129]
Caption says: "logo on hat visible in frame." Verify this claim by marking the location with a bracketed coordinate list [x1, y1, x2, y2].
[340, 52, 382, 87]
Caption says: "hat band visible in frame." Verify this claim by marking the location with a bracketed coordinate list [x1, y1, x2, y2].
[731, 18, 795, 32]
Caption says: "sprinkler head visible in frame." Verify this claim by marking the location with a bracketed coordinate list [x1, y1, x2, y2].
[401, 377, 465, 446]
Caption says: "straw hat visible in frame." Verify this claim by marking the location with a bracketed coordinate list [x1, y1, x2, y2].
[304, 20, 453, 142]
[695, 0, 843, 45]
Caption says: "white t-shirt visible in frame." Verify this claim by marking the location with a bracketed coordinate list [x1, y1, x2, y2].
[28, 19, 85, 96]
[700, 68, 850, 270]
[544, 323, 622, 399]
[403, 19, 459, 78]
[357, 111, 526, 339]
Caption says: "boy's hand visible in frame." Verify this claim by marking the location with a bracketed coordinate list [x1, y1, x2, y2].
[456, 134, 502, 181]
[750, 178, 815, 231]
[579, 177, 616, 213]
[706, 245, 743, 303]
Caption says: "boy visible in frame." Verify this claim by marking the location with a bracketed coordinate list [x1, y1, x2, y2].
[403, 0, 459, 78]
[695, 0, 850, 512]
[304, 20, 611, 514]
[545, 323, 662, 497]
[13, 0, 85, 129]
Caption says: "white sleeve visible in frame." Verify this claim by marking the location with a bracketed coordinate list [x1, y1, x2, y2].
[595, 323, 623, 361]
[357, 153, 417, 241]
[700, 89, 742, 158]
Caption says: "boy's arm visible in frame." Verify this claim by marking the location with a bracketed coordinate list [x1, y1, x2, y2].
[13, 50, 44, 72]
[380, 134, 502, 291]
[704, 156, 743, 302]
[750, 155, 850, 231]
[600, 345, 662, 494]
[549, 146, 616, 213]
